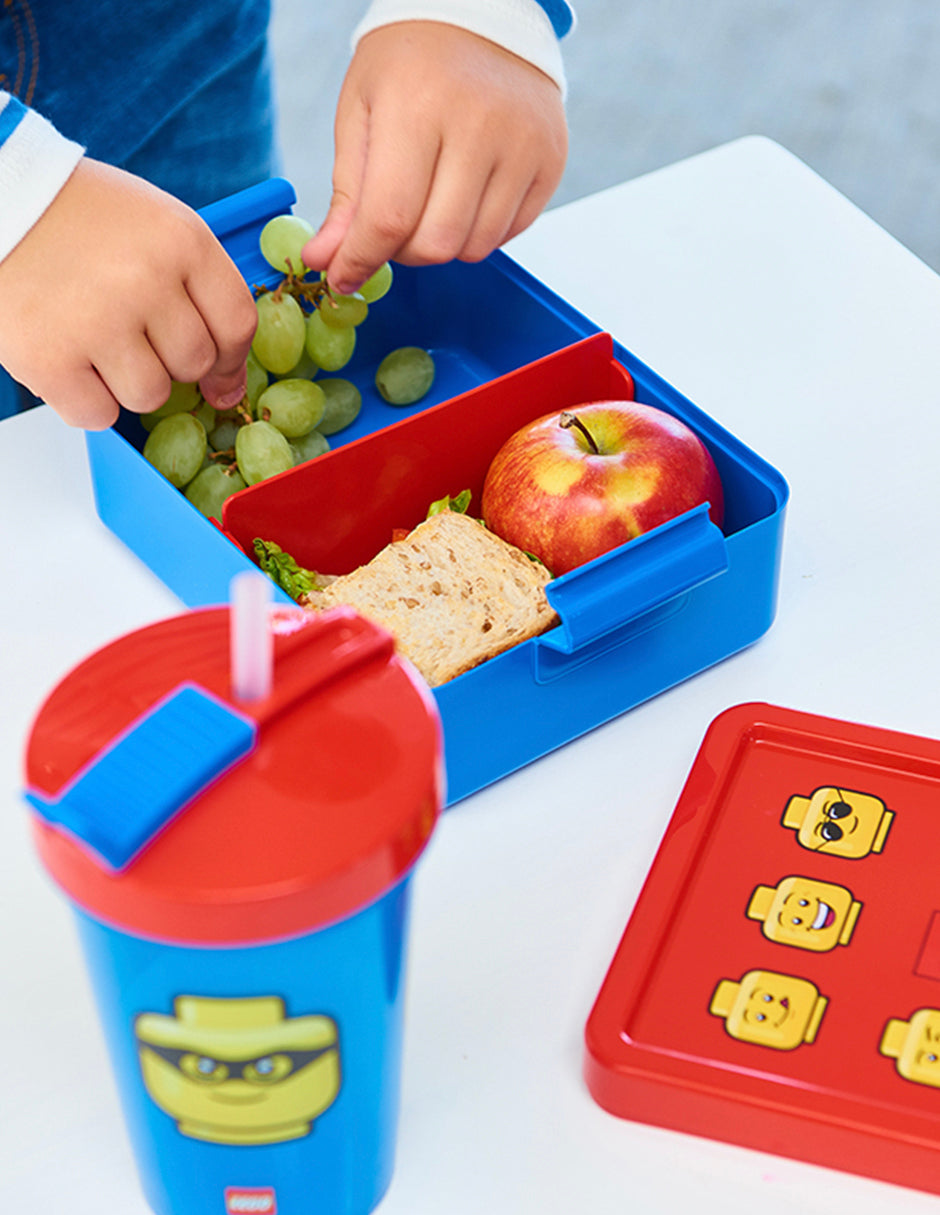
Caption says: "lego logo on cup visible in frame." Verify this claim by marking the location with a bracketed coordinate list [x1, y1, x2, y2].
[225, 1188, 277, 1214]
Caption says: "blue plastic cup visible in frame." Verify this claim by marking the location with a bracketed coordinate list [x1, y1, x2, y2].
[24, 605, 443, 1215]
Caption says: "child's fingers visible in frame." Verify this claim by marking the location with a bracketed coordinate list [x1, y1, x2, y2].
[92, 334, 174, 416]
[320, 109, 442, 293]
[184, 255, 257, 408]
[195, 295, 252, 409]
[145, 289, 220, 386]
[199, 367, 249, 412]
[0, 159, 260, 428]
[387, 146, 544, 269]
[42, 364, 122, 431]
[451, 159, 541, 264]
[300, 208, 347, 278]
[380, 137, 491, 268]
[500, 171, 560, 245]
[302, 95, 370, 276]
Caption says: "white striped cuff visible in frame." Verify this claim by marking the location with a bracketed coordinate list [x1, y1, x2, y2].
[352, 0, 568, 96]
[0, 92, 85, 263]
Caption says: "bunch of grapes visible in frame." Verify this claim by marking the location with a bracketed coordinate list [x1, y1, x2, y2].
[142, 212, 436, 523]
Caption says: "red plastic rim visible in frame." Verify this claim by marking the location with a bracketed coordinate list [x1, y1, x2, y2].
[25, 606, 443, 945]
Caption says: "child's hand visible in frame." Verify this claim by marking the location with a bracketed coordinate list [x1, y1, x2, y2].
[0, 159, 257, 429]
[302, 21, 568, 294]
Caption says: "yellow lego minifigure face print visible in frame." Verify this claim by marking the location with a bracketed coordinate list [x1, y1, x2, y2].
[781, 786, 893, 858]
[134, 995, 341, 1145]
[747, 876, 862, 951]
[880, 1009, 940, 1089]
[710, 969, 828, 1050]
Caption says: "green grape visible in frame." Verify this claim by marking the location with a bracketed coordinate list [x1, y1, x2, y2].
[358, 262, 393, 303]
[185, 462, 247, 522]
[290, 429, 330, 465]
[375, 347, 435, 405]
[252, 291, 306, 375]
[305, 310, 356, 371]
[235, 419, 295, 485]
[256, 378, 326, 437]
[259, 214, 315, 277]
[191, 399, 217, 433]
[143, 413, 207, 488]
[316, 378, 362, 434]
[317, 291, 368, 330]
[275, 347, 320, 381]
[141, 380, 201, 431]
[245, 349, 270, 407]
[208, 416, 241, 452]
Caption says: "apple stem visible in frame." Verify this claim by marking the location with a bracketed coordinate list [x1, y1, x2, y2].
[559, 411, 600, 454]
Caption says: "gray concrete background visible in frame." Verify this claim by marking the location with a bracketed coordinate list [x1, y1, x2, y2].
[271, 0, 940, 271]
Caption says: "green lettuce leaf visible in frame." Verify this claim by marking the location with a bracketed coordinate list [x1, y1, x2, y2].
[426, 489, 472, 518]
[253, 538, 322, 600]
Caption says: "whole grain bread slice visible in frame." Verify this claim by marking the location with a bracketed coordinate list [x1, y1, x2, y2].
[299, 511, 558, 686]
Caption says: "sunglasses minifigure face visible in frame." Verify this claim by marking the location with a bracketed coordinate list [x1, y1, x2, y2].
[782, 786, 893, 858]
[135, 995, 341, 1145]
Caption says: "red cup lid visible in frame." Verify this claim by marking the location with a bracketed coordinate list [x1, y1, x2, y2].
[24, 606, 443, 945]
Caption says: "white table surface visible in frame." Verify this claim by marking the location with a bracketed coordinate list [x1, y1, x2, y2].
[5, 135, 940, 1213]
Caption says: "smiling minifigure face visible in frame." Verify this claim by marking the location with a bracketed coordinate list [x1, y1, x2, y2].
[782, 787, 893, 858]
[740, 981, 792, 1030]
[880, 1009, 940, 1088]
[747, 877, 861, 951]
[135, 996, 341, 1145]
[709, 969, 828, 1050]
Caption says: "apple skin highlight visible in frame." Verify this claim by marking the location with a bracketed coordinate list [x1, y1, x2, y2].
[481, 400, 724, 577]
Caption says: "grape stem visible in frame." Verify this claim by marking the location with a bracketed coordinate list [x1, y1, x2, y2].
[559, 411, 600, 454]
[254, 269, 333, 313]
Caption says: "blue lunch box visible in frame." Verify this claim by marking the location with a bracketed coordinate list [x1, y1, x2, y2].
[85, 177, 789, 806]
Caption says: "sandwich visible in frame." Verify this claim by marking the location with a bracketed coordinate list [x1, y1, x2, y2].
[255, 510, 559, 687]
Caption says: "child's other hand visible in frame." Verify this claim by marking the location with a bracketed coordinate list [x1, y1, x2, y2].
[0, 159, 257, 429]
[302, 21, 568, 294]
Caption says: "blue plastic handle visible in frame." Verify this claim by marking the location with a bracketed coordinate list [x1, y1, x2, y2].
[25, 683, 256, 871]
[540, 504, 729, 654]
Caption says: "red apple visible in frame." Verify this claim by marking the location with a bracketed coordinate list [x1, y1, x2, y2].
[480, 400, 724, 576]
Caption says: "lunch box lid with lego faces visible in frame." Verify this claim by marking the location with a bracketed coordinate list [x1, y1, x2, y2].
[584, 701, 940, 1195]
[23, 605, 443, 946]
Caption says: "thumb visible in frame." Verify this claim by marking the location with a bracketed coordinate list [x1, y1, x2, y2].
[301, 194, 354, 277]
[200, 361, 248, 411]
[302, 86, 370, 285]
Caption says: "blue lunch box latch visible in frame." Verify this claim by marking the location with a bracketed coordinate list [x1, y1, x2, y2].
[539, 503, 729, 656]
